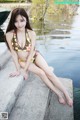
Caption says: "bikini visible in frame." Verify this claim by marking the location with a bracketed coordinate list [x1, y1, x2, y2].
[11, 30, 38, 63]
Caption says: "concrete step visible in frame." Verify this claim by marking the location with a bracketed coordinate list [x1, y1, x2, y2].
[0, 43, 11, 69]
[8, 73, 50, 120]
[8, 75, 73, 120]
[0, 57, 73, 120]
[44, 78, 74, 120]
[0, 58, 24, 115]
[0, 58, 50, 120]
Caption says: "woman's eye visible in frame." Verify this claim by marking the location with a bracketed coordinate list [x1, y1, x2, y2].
[21, 19, 24, 22]
[15, 19, 25, 23]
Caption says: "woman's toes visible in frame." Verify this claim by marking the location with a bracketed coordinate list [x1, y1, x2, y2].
[67, 98, 73, 107]
[58, 97, 66, 105]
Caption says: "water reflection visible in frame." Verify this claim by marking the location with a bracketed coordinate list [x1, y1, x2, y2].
[31, 7, 74, 35]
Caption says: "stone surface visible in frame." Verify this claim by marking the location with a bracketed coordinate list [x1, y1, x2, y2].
[0, 58, 24, 114]
[44, 78, 74, 120]
[0, 43, 11, 69]
[8, 73, 50, 120]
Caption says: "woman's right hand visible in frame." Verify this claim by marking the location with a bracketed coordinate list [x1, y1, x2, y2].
[20, 69, 28, 80]
[9, 71, 20, 77]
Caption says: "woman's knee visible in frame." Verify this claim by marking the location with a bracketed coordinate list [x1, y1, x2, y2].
[37, 69, 46, 77]
[49, 66, 54, 73]
[46, 69, 53, 78]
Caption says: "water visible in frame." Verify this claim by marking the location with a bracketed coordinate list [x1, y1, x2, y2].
[34, 7, 80, 120]
[35, 11, 80, 88]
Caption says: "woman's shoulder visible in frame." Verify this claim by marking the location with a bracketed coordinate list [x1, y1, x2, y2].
[6, 29, 14, 36]
[5, 30, 14, 41]
[27, 29, 36, 37]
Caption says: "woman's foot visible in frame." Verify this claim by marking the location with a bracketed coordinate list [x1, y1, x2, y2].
[58, 96, 66, 105]
[64, 92, 73, 107]
[66, 97, 73, 107]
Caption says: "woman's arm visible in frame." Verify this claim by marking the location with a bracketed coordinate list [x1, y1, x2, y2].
[24, 31, 36, 71]
[5, 32, 20, 72]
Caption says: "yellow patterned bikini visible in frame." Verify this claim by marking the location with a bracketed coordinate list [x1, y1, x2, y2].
[11, 30, 37, 63]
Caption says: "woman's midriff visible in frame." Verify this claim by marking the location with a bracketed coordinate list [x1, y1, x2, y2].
[17, 50, 36, 68]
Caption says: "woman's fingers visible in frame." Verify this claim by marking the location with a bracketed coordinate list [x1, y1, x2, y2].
[9, 71, 28, 80]
[9, 72, 20, 77]
[16, 72, 20, 76]
[9, 73, 15, 77]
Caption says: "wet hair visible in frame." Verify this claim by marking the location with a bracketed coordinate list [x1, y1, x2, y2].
[6, 7, 32, 33]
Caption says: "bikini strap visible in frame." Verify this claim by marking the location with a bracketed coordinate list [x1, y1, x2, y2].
[26, 29, 31, 43]
[13, 30, 17, 42]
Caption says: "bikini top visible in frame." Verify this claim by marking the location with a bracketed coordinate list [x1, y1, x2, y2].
[11, 30, 32, 52]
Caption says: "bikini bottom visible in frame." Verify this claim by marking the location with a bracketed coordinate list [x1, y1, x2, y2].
[18, 50, 39, 63]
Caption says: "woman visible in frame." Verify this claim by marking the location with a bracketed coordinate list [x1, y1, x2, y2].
[5, 8, 73, 107]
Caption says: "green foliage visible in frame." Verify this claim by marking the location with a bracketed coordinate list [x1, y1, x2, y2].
[30, 0, 49, 21]
[32, 0, 45, 4]
[0, 0, 25, 3]
[30, 0, 78, 30]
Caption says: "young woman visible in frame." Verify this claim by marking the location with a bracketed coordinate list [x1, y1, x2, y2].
[5, 8, 73, 107]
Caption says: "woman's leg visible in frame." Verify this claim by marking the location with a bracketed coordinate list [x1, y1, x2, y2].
[28, 63, 66, 104]
[34, 52, 73, 106]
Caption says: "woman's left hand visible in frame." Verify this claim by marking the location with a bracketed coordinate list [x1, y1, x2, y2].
[9, 71, 20, 77]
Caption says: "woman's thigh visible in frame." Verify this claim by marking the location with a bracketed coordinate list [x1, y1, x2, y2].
[28, 62, 44, 75]
[34, 52, 53, 74]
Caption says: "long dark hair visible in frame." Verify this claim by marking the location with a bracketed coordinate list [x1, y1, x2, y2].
[6, 8, 32, 33]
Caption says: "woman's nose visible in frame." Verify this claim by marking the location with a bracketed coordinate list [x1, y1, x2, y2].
[18, 22, 22, 27]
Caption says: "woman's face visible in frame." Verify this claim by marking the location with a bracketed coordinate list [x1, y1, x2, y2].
[14, 14, 27, 31]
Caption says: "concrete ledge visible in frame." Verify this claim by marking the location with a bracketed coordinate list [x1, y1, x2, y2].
[0, 58, 24, 114]
[8, 75, 73, 120]
[0, 50, 11, 69]
[0, 43, 11, 69]
[44, 78, 74, 120]
[8, 73, 50, 120]
[0, 57, 73, 120]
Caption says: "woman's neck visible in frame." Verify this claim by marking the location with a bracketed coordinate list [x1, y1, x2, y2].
[17, 28, 26, 33]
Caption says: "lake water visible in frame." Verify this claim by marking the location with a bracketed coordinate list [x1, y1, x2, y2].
[33, 7, 80, 119]
[34, 8, 80, 88]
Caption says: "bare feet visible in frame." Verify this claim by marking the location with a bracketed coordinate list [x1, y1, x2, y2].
[58, 94, 73, 106]
[58, 96, 66, 105]
[64, 92, 73, 107]
[66, 97, 73, 107]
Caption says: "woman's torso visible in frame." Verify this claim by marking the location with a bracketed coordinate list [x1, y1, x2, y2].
[11, 29, 34, 62]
